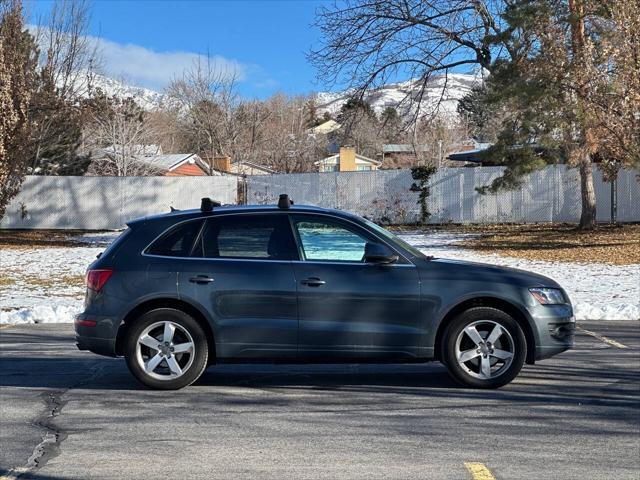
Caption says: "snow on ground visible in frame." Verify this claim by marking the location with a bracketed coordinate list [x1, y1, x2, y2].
[0, 230, 638, 324]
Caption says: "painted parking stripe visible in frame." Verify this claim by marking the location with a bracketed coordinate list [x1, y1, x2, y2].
[0, 324, 14, 330]
[464, 462, 496, 480]
[577, 326, 628, 349]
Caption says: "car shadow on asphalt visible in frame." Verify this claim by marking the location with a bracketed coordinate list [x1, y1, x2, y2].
[1, 355, 638, 412]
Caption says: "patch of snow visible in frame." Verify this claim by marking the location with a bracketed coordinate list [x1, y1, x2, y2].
[0, 305, 79, 324]
[399, 231, 640, 321]
[0, 245, 101, 324]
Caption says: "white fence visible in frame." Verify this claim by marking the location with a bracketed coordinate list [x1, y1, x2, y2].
[1, 166, 638, 229]
[0, 176, 238, 230]
[247, 165, 640, 224]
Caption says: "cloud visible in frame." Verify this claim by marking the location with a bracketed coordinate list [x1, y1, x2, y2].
[27, 25, 246, 92]
[95, 37, 246, 91]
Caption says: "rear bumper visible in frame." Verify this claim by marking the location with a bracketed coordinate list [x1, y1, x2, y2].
[75, 313, 119, 357]
[76, 334, 117, 357]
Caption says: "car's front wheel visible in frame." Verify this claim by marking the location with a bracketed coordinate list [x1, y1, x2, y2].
[124, 308, 209, 390]
[442, 307, 526, 388]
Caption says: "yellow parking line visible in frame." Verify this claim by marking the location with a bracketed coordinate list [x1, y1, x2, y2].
[464, 462, 496, 480]
[577, 326, 628, 349]
[0, 324, 14, 330]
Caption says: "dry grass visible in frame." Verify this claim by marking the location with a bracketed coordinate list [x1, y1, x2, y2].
[0, 276, 16, 288]
[0, 229, 100, 248]
[452, 223, 640, 265]
[22, 274, 86, 290]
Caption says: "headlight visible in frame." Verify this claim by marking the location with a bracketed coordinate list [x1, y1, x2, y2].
[529, 287, 565, 305]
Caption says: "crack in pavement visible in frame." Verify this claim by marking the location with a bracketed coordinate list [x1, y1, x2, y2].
[2, 361, 107, 480]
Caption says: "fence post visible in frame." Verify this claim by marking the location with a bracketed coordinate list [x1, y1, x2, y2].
[610, 176, 618, 224]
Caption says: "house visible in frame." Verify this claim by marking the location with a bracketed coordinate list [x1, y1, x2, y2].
[211, 155, 274, 176]
[142, 154, 214, 176]
[447, 142, 493, 166]
[316, 146, 382, 172]
[381, 144, 430, 168]
[307, 119, 341, 136]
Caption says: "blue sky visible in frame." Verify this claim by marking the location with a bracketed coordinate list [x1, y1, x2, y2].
[27, 0, 329, 98]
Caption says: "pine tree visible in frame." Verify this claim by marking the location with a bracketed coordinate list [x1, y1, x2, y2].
[460, 0, 637, 229]
[0, 0, 38, 220]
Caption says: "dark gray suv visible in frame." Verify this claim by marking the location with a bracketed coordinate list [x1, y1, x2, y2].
[75, 196, 574, 390]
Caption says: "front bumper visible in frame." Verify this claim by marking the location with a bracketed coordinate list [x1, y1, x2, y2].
[529, 303, 575, 361]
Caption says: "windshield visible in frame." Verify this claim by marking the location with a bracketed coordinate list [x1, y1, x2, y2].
[361, 218, 427, 259]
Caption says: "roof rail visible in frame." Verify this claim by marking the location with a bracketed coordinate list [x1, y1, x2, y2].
[278, 194, 294, 209]
[201, 197, 221, 212]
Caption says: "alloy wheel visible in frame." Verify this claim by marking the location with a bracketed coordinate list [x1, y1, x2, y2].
[135, 321, 196, 381]
[454, 320, 515, 380]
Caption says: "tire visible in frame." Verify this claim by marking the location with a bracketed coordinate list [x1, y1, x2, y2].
[441, 307, 526, 389]
[124, 308, 209, 390]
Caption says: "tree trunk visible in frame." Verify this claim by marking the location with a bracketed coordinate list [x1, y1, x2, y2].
[578, 153, 597, 230]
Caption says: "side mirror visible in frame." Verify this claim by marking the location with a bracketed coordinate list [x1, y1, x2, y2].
[364, 242, 399, 265]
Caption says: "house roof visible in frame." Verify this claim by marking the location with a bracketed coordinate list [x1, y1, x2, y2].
[141, 153, 216, 174]
[308, 119, 341, 135]
[315, 152, 382, 166]
[214, 160, 276, 175]
[383, 144, 430, 153]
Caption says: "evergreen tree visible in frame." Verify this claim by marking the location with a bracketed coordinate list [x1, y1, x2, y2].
[0, 0, 38, 220]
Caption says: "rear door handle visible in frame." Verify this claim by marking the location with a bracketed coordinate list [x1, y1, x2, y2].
[189, 275, 214, 284]
[301, 277, 326, 287]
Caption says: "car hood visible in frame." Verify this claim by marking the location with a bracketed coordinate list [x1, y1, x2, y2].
[417, 257, 562, 289]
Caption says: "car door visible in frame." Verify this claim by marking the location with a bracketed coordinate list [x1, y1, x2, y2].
[178, 213, 299, 359]
[290, 214, 423, 360]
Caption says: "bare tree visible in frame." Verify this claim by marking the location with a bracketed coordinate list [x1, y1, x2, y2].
[84, 95, 159, 176]
[166, 56, 241, 172]
[29, 0, 100, 172]
[310, 1, 525, 121]
[0, 0, 38, 220]
[32, 0, 99, 99]
[259, 94, 320, 173]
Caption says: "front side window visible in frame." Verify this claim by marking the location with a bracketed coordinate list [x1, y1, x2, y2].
[146, 220, 204, 257]
[293, 216, 374, 262]
[194, 214, 298, 260]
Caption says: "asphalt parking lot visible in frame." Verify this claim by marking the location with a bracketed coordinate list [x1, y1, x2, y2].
[0, 321, 638, 480]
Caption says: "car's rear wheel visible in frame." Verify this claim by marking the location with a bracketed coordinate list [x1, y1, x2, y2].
[124, 308, 209, 390]
[442, 307, 526, 388]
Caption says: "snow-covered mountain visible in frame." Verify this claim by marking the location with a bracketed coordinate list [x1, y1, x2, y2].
[67, 72, 169, 110]
[316, 73, 483, 121]
[80, 72, 482, 119]
[88, 74, 168, 110]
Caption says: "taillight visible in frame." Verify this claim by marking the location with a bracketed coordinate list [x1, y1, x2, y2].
[86, 269, 113, 292]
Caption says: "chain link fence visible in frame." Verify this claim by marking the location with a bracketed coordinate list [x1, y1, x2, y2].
[246, 165, 640, 224]
[0, 176, 238, 230]
[1, 167, 637, 229]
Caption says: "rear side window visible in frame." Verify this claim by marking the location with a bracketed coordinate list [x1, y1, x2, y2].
[193, 214, 298, 260]
[146, 220, 204, 257]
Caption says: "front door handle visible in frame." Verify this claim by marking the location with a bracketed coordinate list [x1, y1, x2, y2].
[301, 277, 326, 287]
[189, 275, 214, 284]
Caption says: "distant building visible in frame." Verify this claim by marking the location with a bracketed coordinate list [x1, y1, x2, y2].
[316, 146, 381, 172]
[307, 119, 341, 135]
[142, 154, 213, 176]
[210, 155, 274, 176]
[381, 144, 430, 167]
[447, 142, 493, 166]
